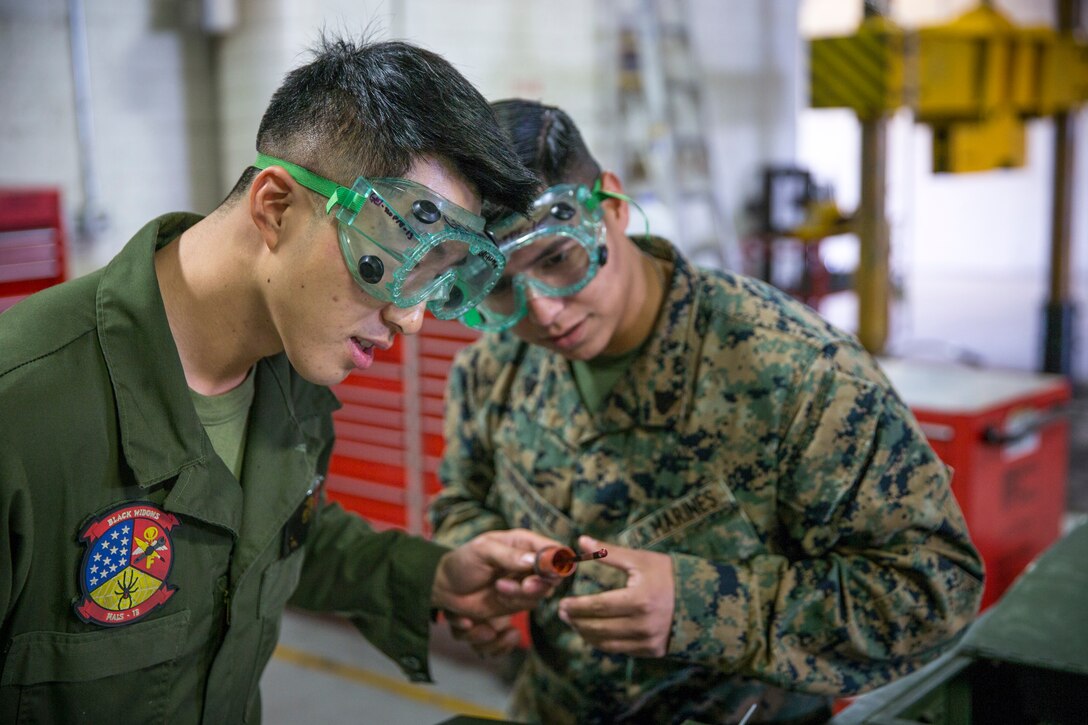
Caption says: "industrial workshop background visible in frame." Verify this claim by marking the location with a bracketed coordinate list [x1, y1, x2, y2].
[6, 0, 1084, 493]
[2, 0, 1087, 722]
[3, 0, 1086, 371]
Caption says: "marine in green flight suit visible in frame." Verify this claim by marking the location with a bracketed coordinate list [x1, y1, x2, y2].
[0, 213, 445, 722]
[1, 37, 553, 724]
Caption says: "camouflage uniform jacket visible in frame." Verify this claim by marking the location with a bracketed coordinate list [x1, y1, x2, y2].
[430, 236, 984, 724]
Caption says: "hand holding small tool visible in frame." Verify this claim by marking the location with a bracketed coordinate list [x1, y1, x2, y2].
[533, 544, 608, 578]
[557, 536, 675, 657]
[432, 528, 564, 620]
[444, 540, 600, 658]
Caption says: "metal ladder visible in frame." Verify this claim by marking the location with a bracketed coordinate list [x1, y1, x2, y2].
[615, 0, 735, 269]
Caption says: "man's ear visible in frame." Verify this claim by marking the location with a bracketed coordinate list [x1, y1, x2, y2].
[249, 166, 299, 251]
[597, 170, 630, 232]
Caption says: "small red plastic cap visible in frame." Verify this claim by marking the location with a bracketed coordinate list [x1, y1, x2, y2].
[533, 545, 577, 578]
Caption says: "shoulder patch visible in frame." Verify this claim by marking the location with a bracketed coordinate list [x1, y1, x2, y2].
[74, 502, 180, 627]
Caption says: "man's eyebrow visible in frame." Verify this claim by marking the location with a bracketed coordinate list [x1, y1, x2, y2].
[519, 237, 571, 269]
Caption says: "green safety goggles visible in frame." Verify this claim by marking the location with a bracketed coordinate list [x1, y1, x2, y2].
[462, 180, 645, 332]
[254, 153, 505, 320]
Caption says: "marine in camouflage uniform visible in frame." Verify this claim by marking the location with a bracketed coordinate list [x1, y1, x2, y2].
[430, 231, 984, 724]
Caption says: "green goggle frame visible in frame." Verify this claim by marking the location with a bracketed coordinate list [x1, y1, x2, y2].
[254, 154, 505, 320]
[461, 179, 648, 332]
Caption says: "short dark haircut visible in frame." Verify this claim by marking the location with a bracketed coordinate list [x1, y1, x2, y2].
[490, 99, 601, 188]
[225, 35, 539, 214]
[484, 99, 601, 220]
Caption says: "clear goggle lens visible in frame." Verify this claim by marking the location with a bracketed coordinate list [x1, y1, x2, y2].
[463, 184, 607, 332]
[474, 228, 598, 315]
[254, 154, 505, 320]
[336, 176, 504, 319]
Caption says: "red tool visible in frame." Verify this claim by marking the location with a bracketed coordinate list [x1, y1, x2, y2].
[532, 546, 608, 578]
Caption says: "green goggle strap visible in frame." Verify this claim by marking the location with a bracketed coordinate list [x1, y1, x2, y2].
[254, 154, 411, 301]
[254, 153, 367, 218]
[460, 306, 490, 330]
[586, 178, 651, 241]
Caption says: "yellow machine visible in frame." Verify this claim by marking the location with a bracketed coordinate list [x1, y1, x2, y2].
[811, 4, 1088, 174]
[804, 2, 1086, 359]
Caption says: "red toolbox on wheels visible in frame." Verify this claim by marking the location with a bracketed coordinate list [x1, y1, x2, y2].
[327, 315, 480, 536]
[0, 188, 67, 313]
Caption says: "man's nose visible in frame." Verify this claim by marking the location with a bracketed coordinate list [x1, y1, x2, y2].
[382, 301, 426, 336]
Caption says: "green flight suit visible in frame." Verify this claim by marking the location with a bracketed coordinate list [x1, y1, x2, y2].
[0, 214, 447, 723]
[430, 236, 984, 724]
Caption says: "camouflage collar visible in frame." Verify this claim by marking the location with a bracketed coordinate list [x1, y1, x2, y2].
[525, 236, 697, 445]
[599, 235, 696, 428]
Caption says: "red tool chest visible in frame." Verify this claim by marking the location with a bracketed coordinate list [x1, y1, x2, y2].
[880, 358, 1071, 608]
[327, 315, 480, 535]
[0, 188, 67, 313]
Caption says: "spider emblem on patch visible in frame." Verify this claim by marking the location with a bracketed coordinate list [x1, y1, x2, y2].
[74, 502, 180, 627]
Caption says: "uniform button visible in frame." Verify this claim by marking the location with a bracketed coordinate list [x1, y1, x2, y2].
[400, 655, 421, 670]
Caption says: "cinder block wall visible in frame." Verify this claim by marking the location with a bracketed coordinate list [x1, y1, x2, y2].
[0, 0, 218, 276]
[15, 1, 1083, 380]
[0, 0, 799, 279]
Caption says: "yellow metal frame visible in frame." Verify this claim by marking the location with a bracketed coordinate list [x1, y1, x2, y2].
[810, 3, 1088, 173]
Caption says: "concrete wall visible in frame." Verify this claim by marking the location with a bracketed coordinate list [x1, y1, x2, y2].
[0, 0, 218, 273]
[2, 0, 1083, 380]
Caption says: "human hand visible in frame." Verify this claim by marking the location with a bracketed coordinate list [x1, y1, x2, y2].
[431, 528, 562, 620]
[557, 535, 675, 657]
[445, 613, 523, 658]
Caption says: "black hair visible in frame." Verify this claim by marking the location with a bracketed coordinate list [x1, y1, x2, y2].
[484, 99, 602, 220]
[225, 34, 538, 214]
[490, 99, 602, 185]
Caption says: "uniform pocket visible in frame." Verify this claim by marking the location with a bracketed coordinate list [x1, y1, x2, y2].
[487, 453, 577, 541]
[257, 547, 304, 619]
[1, 609, 189, 724]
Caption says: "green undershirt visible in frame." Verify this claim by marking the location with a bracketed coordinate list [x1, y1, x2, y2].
[570, 347, 643, 412]
[189, 368, 256, 479]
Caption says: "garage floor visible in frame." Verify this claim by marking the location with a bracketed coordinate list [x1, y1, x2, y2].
[262, 608, 518, 724]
